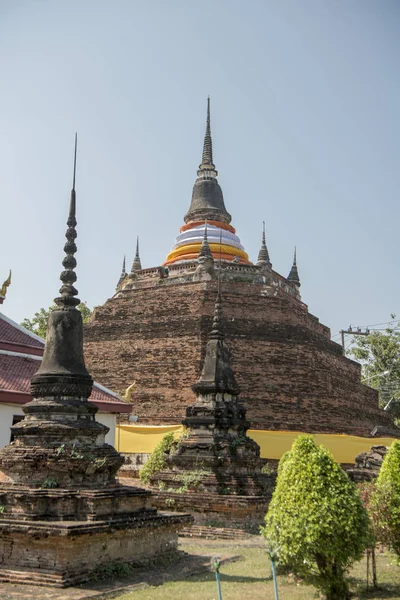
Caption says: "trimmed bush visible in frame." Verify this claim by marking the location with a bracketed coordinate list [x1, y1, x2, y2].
[374, 440, 400, 560]
[261, 435, 370, 600]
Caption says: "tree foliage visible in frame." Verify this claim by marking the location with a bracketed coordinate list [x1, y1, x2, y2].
[374, 440, 400, 560]
[351, 316, 400, 407]
[21, 303, 92, 339]
[261, 435, 370, 600]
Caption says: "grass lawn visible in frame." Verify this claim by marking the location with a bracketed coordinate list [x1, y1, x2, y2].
[115, 539, 400, 600]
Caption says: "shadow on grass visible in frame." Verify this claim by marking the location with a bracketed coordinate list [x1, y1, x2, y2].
[348, 575, 400, 599]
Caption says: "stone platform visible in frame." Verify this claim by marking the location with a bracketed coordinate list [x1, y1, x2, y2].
[0, 491, 190, 587]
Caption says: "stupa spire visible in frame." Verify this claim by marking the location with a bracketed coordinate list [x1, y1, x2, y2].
[31, 134, 93, 400]
[183, 98, 231, 225]
[55, 133, 80, 308]
[257, 221, 272, 268]
[193, 285, 239, 396]
[287, 246, 300, 287]
[201, 96, 214, 168]
[117, 255, 127, 288]
[131, 236, 142, 272]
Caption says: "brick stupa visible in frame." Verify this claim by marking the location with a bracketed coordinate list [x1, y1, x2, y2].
[150, 288, 272, 528]
[0, 138, 190, 587]
[84, 100, 398, 439]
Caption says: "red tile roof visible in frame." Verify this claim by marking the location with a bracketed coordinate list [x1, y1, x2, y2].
[0, 313, 44, 349]
[0, 314, 131, 413]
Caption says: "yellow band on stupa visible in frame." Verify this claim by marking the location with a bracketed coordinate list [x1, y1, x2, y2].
[166, 243, 249, 262]
[164, 253, 249, 266]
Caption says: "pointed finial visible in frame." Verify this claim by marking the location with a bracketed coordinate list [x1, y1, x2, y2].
[198, 220, 214, 264]
[131, 235, 142, 272]
[200, 96, 214, 169]
[287, 246, 300, 286]
[210, 291, 224, 341]
[257, 221, 271, 267]
[54, 134, 80, 308]
[72, 132, 77, 190]
[117, 254, 127, 289]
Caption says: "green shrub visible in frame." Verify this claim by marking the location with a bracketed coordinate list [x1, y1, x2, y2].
[261, 435, 370, 600]
[374, 440, 400, 560]
[139, 432, 178, 484]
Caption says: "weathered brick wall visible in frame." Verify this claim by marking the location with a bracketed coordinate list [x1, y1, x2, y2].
[84, 280, 396, 436]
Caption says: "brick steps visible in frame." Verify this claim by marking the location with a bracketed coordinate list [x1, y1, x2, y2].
[180, 524, 252, 540]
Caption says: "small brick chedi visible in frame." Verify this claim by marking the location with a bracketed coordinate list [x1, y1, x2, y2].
[151, 288, 271, 526]
[84, 99, 397, 438]
[0, 140, 189, 587]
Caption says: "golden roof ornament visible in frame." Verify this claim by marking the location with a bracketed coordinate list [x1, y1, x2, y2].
[0, 270, 11, 302]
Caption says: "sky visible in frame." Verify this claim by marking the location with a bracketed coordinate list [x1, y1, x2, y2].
[0, 0, 399, 347]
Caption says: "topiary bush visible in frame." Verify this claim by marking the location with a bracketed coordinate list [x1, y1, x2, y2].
[374, 440, 400, 560]
[261, 435, 370, 600]
[139, 431, 178, 484]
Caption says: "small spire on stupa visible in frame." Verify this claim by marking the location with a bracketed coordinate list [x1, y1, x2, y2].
[257, 221, 272, 268]
[131, 236, 142, 272]
[117, 255, 127, 288]
[193, 288, 239, 396]
[55, 133, 80, 309]
[287, 246, 300, 287]
[198, 221, 214, 264]
[209, 292, 224, 341]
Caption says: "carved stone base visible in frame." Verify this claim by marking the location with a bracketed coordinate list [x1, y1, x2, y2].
[0, 515, 188, 587]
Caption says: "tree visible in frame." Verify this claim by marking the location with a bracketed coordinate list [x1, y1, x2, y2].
[373, 440, 400, 561]
[351, 316, 400, 408]
[21, 303, 92, 339]
[261, 435, 371, 600]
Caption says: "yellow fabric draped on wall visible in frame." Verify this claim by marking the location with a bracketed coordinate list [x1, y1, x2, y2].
[115, 424, 396, 464]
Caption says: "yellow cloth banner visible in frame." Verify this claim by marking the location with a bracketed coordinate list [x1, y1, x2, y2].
[116, 424, 184, 454]
[115, 424, 396, 464]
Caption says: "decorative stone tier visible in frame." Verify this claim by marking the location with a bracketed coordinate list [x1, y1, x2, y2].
[0, 484, 153, 521]
[0, 513, 188, 587]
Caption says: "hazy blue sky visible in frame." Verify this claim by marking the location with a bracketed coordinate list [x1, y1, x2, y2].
[1, 0, 399, 347]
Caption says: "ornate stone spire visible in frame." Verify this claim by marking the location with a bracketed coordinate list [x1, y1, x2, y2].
[198, 221, 214, 264]
[193, 291, 239, 396]
[184, 98, 231, 225]
[31, 134, 93, 400]
[131, 236, 142, 272]
[287, 247, 300, 287]
[54, 133, 80, 309]
[117, 255, 127, 288]
[257, 221, 272, 268]
[201, 97, 214, 168]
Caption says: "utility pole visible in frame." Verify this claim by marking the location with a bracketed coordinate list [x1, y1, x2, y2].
[340, 326, 370, 356]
